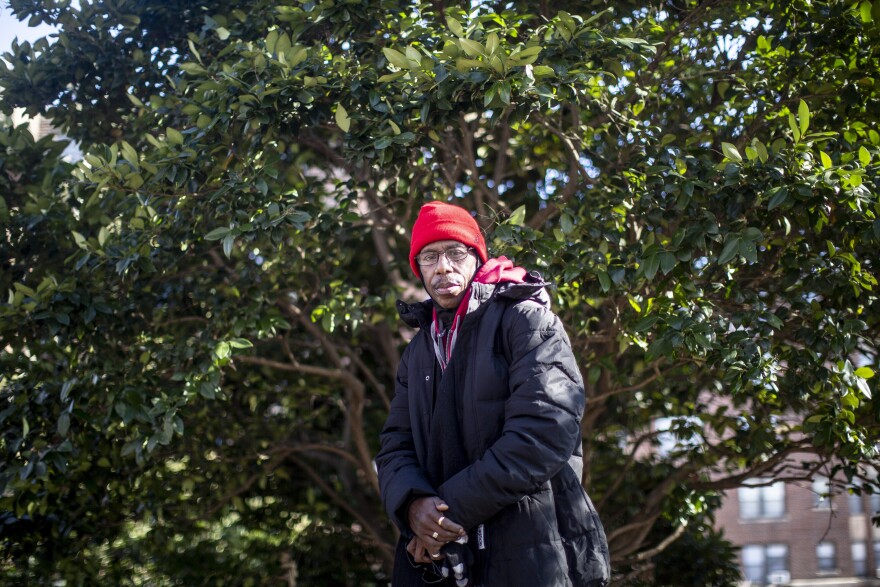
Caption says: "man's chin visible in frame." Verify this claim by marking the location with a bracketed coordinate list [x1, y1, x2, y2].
[430, 291, 464, 309]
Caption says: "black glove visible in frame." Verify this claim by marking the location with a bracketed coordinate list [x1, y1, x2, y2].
[440, 536, 473, 587]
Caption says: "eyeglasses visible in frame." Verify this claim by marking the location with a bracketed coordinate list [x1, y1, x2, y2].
[416, 247, 473, 267]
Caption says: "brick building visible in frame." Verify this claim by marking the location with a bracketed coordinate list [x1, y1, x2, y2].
[715, 465, 880, 586]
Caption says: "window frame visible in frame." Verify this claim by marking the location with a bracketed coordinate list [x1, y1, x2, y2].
[738, 479, 786, 520]
[816, 541, 836, 572]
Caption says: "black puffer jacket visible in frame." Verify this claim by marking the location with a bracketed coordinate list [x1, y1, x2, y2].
[376, 273, 610, 587]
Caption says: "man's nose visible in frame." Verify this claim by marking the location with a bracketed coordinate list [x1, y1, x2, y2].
[434, 253, 453, 272]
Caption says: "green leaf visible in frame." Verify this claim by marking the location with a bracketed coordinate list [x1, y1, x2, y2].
[642, 254, 660, 279]
[597, 271, 611, 292]
[215, 27, 230, 40]
[788, 112, 801, 143]
[229, 338, 253, 349]
[742, 227, 762, 241]
[264, 30, 278, 52]
[382, 47, 411, 69]
[204, 227, 229, 241]
[490, 55, 504, 75]
[754, 140, 769, 163]
[179, 62, 206, 75]
[738, 239, 758, 263]
[659, 252, 677, 275]
[511, 45, 542, 62]
[446, 17, 464, 37]
[222, 233, 234, 258]
[820, 150, 832, 169]
[560, 213, 574, 234]
[634, 315, 659, 332]
[377, 71, 406, 83]
[125, 172, 144, 189]
[767, 187, 789, 210]
[717, 236, 741, 264]
[721, 142, 742, 163]
[798, 99, 810, 136]
[858, 146, 871, 166]
[859, 0, 873, 22]
[498, 80, 511, 104]
[215, 341, 231, 360]
[335, 103, 351, 132]
[120, 140, 138, 164]
[166, 127, 184, 145]
[126, 93, 144, 107]
[627, 295, 642, 313]
[485, 32, 499, 56]
[71, 231, 87, 249]
[57, 412, 70, 437]
[483, 83, 497, 107]
[198, 382, 216, 399]
[506, 205, 526, 226]
[276, 33, 291, 55]
[459, 39, 484, 57]
[854, 366, 875, 379]
[405, 46, 421, 65]
[289, 46, 308, 67]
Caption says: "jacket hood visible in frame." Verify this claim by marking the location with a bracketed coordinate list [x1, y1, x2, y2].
[397, 268, 551, 329]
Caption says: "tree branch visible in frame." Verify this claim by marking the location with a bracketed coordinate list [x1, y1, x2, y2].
[277, 300, 380, 496]
[287, 453, 395, 571]
[236, 354, 346, 380]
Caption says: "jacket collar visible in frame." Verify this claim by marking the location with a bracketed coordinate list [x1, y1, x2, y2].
[396, 270, 551, 329]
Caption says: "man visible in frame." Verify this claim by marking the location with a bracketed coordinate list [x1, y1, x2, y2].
[376, 201, 610, 587]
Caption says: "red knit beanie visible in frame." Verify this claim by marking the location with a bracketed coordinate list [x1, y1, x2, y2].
[409, 201, 489, 277]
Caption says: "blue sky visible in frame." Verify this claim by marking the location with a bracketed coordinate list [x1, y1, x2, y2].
[0, 2, 59, 55]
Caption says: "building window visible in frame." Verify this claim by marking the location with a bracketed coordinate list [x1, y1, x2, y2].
[742, 543, 789, 584]
[813, 476, 831, 509]
[852, 542, 867, 577]
[848, 479, 864, 514]
[739, 480, 786, 519]
[816, 542, 836, 572]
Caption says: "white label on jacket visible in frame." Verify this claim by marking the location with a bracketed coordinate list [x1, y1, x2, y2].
[476, 524, 485, 550]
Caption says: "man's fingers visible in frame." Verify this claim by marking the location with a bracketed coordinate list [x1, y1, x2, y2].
[408, 537, 431, 564]
[437, 515, 466, 536]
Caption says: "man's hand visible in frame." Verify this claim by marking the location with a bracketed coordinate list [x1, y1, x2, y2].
[407, 497, 466, 559]
[406, 536, 435, 564]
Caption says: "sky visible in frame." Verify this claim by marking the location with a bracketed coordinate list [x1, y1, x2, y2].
[0, 2, 59, 55]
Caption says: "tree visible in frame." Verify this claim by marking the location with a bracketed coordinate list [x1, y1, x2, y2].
[1, 0, 878, 584]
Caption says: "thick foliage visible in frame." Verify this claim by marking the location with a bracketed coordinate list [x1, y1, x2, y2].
[1, 0, 878, 584]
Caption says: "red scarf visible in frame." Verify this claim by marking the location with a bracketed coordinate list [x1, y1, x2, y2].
[430, 257, 527, 370]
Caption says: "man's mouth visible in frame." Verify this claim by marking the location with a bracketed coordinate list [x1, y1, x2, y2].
[433, 281, 460, 294]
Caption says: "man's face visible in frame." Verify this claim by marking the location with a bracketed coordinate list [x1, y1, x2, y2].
[417, 239, 479, 309]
